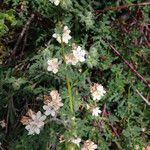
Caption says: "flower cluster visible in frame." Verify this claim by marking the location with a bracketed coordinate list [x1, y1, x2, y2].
[43, 90, 63, 117]
[47, 26, 87, 74]
[21, 90, 63, 135]
[65, 43, 86, 65]
[20, 23, 106, 150]
[90, 83, 106, 101]
[53, 26, 71, 44]
[86, 83, 106, 117]
[21, 109, 46, 135]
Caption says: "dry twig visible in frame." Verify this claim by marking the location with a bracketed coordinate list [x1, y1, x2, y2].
[136, 89, 150, 106]
[108, 44, 150, 90]
[7, 13, 35, 63]
[96, 2, 150, 14]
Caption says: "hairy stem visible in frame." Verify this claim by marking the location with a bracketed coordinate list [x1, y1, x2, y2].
[61, 38, 73, 113]
[66, 77, 73, 113]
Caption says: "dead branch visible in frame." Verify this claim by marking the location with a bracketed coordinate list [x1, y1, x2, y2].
[20, 31, 28, 57]
[96, 2, 150, 14]
[7, 13, 35, 63]
[136, 89, 150, 106]
[108, 44, 150, 90]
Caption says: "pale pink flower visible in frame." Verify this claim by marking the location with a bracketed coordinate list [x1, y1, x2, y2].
[82, 140, 97, 150]
[65, 44, 86, 65]
[25, 111, 46, 135]
[0, 120, 7, 128]
[43, 90, 63, 117]
[90, 83, 106, 101]
[47, 58, 61, 74]
[21, 110, 46, 135]
[50, 90, 61, 101]
[65, 53, 78, 65]
[20, 109, 35, 125]
[73, 46, 86, 62]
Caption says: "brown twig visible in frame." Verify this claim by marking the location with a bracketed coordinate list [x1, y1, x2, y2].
[109, 44, 150, 90]
[20, 31, 28, 57]
[136, 89, 150, 106]
[96, 2, 150, 14]
[7, 13, 35, 63]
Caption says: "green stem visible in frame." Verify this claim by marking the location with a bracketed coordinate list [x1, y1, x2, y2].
[127, 86, 131, 114]
[61, 38, 73, 113]
[66, 77, 73, 113]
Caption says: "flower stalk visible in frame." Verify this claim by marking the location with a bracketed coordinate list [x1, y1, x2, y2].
[66, 77, 73, 113]
[61, 38, 73, 113]
[60, 37, 65, 61]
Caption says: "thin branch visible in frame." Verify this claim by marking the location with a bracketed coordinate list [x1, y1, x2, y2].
[20, 31, 28, 57]
[0, 145, 4, 150]
[136, 89, 150, 106]
[96, 2, 150, 14]
[7, 13, 35, 63]
[108, 44, 150, 90]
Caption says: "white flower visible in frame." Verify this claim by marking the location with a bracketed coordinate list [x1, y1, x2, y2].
[73, 46, 86, 62]
[82, 140, 97, 150]
[43, 90, 63, 117]
[50, 0, 60, 6]
[53, 26, 71, 44]
[65, 53, 78, 65]
[92, 107, 101, 117]
[43, 105, 56, 116]
[90, 83, 106, 101]
[62, 26, 72, 44]
[141, 128, 146, 132]
[71, 138, 81, 147]
[21, 109, 35, 125]
[50, 90, 61, 102]
[47, 58, 60, 74]
[25, 111, 46, 135]
[86, 104, 90, 110]
[0, 120, 7, 128]
[65, 44, 86, 66]
[52, 33, 61, 43]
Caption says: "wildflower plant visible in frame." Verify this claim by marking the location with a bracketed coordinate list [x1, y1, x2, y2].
[20, 17, 106, 149]
[0, 0, 150, 150]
